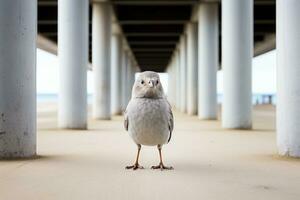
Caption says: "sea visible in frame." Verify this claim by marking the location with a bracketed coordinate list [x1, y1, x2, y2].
[37, 94, 277, 105]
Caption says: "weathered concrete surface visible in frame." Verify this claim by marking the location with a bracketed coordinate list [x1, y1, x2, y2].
[198, 3, 218, 120]
[179, 35, 187, 113]
[222, 0, 253, 129]
[277, 0, 300, 157]
[111, 31, 123, 115]
[0, 104, 300, 200]
[186, 22, 198, 115]
[92, 2, 112, 120]
[58, 0, 88, 129]
[0, 0, 37, 158]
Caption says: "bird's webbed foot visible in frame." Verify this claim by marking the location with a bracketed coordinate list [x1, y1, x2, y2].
[151, 162, 173, 170]
[125, 163, 144, 170]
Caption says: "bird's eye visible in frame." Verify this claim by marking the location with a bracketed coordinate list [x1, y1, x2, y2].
[141, 80, 144, 84]
[156, 80, 159, 85]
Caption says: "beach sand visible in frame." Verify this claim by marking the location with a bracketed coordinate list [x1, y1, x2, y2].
[0, 103, 299, 200]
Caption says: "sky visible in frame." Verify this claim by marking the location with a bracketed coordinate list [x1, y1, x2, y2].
[37, 48, 276, 95]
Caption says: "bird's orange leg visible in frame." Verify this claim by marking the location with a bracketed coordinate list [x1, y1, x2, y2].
[126, 144, 144, 170]
[151, 145, 173, 170]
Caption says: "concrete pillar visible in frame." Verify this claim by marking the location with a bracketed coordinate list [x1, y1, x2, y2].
[167, 64, 170, 101]
[167, 57, 175, 105]
[0, 0, 36, 158]
[179, 35, 187, 113]
[125, 53, 130, 104]
[186, 22, 198, 115]
[92, 2, 112, 120]
[167, 60, 171, 102]
[222, 0, 253, 129]
[126, 56, 135, 101]
[126, 56, 131, 102]
[172, 58, 177, 106]
[121, 50, 128, 110]
[198, 3, 218, 120]
[58, 0, 88, 129]
[131, 62, 136, 91]
[111, 26, 123, 115]
[175, 50, 181, 109]
[277, 0, 300, 157]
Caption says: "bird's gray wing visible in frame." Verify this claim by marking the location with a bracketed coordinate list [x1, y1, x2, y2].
[167, 100, 174, 143]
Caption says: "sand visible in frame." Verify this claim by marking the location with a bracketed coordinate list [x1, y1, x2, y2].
[0, 103, 300, 200]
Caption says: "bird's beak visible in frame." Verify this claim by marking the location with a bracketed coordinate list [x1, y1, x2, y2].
[149, 80, 155, 88]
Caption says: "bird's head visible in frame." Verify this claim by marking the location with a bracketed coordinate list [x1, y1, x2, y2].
[132, 71, 164, 99]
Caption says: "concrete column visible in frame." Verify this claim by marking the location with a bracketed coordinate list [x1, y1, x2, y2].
[121, 50, 128, 110]
[186, 22, 198, 115]
[175, 50, 181, 109]
[111, 27, 123, 115]
[172, 58, 177, 106]
[131, 62, 136, 91]
[126, 56, 131, 102]
[92, 2, 112, 120]
[277, 0, 300, 157]
[179, 35, 187, 113]
[198, 3, 218, 120]
[58, 0, 88, 129]
[222, 0, 253, 129]
[0, 0, 36, 158]
[126, 56, 135, 101]
[167, 64, 170, 101]
[125, 53, 130, 104]
[167, 60, 171, 102]
[167, 58, 174, 105]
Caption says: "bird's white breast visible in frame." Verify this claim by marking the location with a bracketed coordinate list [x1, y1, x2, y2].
[127, 98, 170, 146]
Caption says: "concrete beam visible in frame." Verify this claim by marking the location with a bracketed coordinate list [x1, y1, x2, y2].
[134, 53, 171, 56]
[254, 0, 275, 5]
[37, 34, 57, 55]
[37, 34, 94, 71]
[132, 48, 173, 52]
[119, 20, 187, 25]
[112, 0, 198, 5]
[40, 31, 271, 37]
[125, 33, 181, 37]
[137, 58, 169, 61]
[38, 1, 57, 6]
[130, 41, 177, 45]
[254, 34, 275, 56]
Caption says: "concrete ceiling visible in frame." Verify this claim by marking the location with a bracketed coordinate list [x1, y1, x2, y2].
[38, 0, 276, 72]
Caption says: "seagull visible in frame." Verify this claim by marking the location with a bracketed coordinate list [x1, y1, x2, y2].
[124, 71, 174, 170]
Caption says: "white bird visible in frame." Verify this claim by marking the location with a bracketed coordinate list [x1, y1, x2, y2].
[124, 71, 174, 170]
